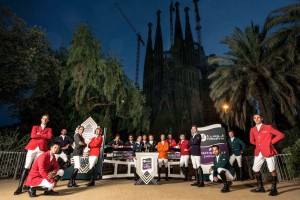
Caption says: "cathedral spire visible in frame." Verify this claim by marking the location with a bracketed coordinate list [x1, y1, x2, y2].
[184, 7, 194, 66]
[143, 22, 153, 93]
[154, 10, 164, 65]
[173, 2, 184, 63]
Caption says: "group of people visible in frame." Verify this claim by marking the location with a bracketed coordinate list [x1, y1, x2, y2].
[13, 113, 285, 197]
[13, 114, 104, 197]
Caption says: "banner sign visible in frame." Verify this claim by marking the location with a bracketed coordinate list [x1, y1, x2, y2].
[197, 124, 228, 165]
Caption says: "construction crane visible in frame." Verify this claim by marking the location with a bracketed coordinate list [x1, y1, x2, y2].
[115, 3, 145, 90]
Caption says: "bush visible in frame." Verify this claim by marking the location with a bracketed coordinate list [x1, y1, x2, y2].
[0, 127, 29, 151]
[283, 138, 300, 179]
[276, 126, 300, 152]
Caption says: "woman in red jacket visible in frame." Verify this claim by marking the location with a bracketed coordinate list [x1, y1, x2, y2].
[177, 134, 191, 181]
[86, 127, 103, 186]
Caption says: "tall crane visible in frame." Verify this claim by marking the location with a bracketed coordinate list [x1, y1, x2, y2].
[115, 3, 145, 90]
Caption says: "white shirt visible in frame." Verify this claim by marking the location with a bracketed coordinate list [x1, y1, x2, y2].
[50, 153, 53, 161]
[231, 137, 235, 142]
[149, 141, 153, 144]
[256, 123, 262, 132]
[41, 124, 46, 130]
[61, 135, 66, 140]
[216, 155, 220, 163]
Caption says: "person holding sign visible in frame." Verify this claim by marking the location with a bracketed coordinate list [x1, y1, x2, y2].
[227, 130, 245, 181]
[157, 134, 169, 181]
[68, 126, 87, 187]
[209, 145, 235, 193]
[250, 114, 285, 196]
[132, 135, 143, 181]
[177, 134, 191, 181]
[86, 127, 103, 186]
[189, 125, 204, 187]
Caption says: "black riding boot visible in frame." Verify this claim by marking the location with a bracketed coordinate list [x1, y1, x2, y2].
[44, 175, 61, 195]
[134, 167, 140, 181]
[191, 169, 199, 186]
[157, 167, 161, 181]
[68, 168, 79, 187]
[250, 172, 265, 192]
[197, 167, 205, 187]
[14, 168, 30, 195]
[28, 186, 48, 197]
[185, 167, 191, 180]
[269, 176, 278, 196]
[219, 170, 230, 193]
[165, 167, 169, 181]
[180, 167, 188, 181]
[87, 168, 95, 186]
[239, 167, 243, 181]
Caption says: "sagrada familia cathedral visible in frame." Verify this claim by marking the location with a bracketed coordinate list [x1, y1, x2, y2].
[143, 0, 219, 134]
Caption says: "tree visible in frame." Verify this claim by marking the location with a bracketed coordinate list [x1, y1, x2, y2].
[59, 24, 150, 135]
[0, 7, 52, 104]
[0, 7, 68, 133]
[208, 14, 300, 129]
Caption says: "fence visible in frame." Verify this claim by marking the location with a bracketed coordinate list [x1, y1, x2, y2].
[0, 151, 298, 182]
[0, 151, 27, 179]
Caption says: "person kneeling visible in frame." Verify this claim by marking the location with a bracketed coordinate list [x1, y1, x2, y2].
[209, 145, 235, 193]
[25, 142, 64, 197]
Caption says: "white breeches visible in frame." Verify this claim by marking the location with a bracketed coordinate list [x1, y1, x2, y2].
[34, 169, 64, 190]
[24, 147, 44, 169]
[73, 156, 81, 169]
[179, 155, 189, 167]
[209, 168, 236, 182]
[89, 156, 98, 169]
[252, 152, 275, 172]
[55, 151, 68, 162]
[229, 154, 242, 167]
[158, 158, 168, 168]
[191, 155, 201, 169]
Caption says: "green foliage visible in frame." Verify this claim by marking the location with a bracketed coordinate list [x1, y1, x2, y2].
[276, 126, 300, 152]
[283, 138, 300, 178]
[208, 3, 300, 129]
[0, 128, 29, 151]
[0, 7, 52, 104]
[60, 24, 150, 135]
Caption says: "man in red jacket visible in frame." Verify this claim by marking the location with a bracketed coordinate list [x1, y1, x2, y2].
[177, 134, 191, 181]
[25, 142, 64, 197]
[250, 114, 285, 196]
[14, 114, 53, 195]
[86, 127, 103, 186]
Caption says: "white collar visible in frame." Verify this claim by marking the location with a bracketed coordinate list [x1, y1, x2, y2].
[256, 123, 263, 131]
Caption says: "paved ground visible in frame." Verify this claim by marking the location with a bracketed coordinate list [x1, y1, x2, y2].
[1, 179, 299, 200]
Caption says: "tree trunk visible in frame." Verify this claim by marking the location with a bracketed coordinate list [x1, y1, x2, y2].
[256, 92, 276, 127]
[75, 84, 81, 111]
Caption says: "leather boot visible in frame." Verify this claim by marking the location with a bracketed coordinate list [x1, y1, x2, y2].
[14, 168, 29, 195]
[219, 170, 230, 193]
[68, 168, 79, 187]
[239, 167, 243, 181]
[180, 167, 188, 181]
[28, 186, 48, 197]
[133, 168, 139, 181]
[250, 172, 265, 192]
[191, 169, 199, 186]
[197, 167, 205, 187]
[87, 168, 95, 186]
[157, 167, 161, 181]
[44, 189, 59, 195]
[165, 168, 169, 181]
[269, 176, 278, 196]
[185, 167, 191, 180]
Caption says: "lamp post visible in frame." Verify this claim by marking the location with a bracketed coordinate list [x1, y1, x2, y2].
[222, 104, 229, 131]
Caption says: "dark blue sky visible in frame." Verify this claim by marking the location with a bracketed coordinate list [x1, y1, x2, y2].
[0, 0, 296, 126]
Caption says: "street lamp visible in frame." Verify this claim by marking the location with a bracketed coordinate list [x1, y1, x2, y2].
[222, 104, 229, 131]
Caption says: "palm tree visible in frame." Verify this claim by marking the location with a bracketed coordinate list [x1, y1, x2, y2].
[208, 9, 300, 129]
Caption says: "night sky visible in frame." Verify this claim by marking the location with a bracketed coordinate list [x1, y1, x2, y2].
[0, 0, 296, 126]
